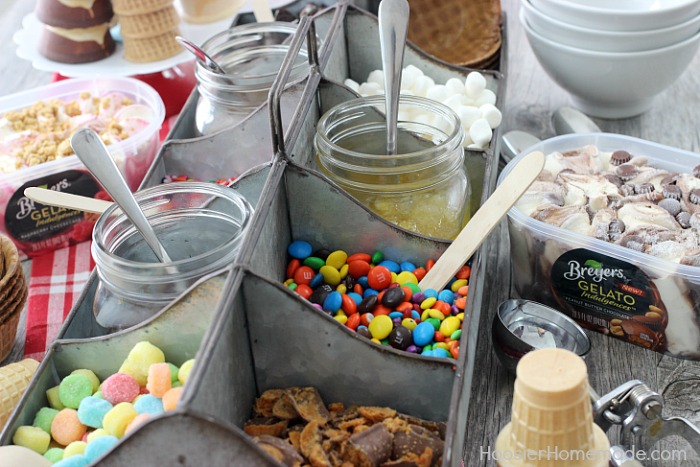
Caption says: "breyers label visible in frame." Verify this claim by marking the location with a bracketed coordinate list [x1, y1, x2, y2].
[5, 170, 102, 256]
[551, 248, 667, 350]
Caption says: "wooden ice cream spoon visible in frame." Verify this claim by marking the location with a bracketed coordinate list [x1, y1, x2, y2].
[418, 150, 545, 291]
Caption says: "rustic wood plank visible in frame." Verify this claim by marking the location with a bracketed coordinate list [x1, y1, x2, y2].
[1, 1, 700, 464]
[466, 1, 700, 465]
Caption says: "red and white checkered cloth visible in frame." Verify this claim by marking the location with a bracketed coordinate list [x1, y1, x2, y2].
[24, 241, 95, 360]
[23, 113, 180, 360]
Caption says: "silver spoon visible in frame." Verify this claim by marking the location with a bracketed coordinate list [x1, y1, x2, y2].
[176, 35, 228, 76]
[70, 128, 173, 263]
[552, 106, 602, 135]
[378, 0, 409, 155]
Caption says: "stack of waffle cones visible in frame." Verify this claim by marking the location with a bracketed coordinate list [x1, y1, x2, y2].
[0, 234, 28, 363]
[407, 0, 502, 69]
[113, 0, 182, 63]
[0, 359, 39, 429]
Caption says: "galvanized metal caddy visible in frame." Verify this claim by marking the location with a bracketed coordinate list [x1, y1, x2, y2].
[0, 2, 505, 465]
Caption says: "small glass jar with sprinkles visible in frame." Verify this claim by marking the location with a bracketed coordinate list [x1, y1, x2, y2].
[314, 95, 470, 239]
[91, 182, 253, 331]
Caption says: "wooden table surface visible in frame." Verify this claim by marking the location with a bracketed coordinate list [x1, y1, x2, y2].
[3, 0, 700, 465]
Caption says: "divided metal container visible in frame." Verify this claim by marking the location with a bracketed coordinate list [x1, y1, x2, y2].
[0, 2, 505, 465]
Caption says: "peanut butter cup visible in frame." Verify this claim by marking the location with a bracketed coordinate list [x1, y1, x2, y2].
[616, 163, 638, 181]
[662, 184, 682, 200]
[635, 182, 655, 194]
[610, 150, 632, 166]
[661, 175, 678, 186]
[677, 211, 692, 228]
[689, 188, 700, 204]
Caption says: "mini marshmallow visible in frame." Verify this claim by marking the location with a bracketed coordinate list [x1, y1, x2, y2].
[479, 103, 502, 129]
[425, 84, 450, 103]
[443, 94, 470, 113]
[412, 75, 435, 97]
[358, 82, 382, 96]
[465, 72, 487, 97]
[475, 89, 497, 106]
[403, 64, 424, 82]
[457, 105, 481, 129]
[432, 116, 452, 137]
[366, 70, 385, 87]
[445, 78, 465, 96]
[469, 118, 493, 147]
[344, 79, 360, 93]
[398, 101, 416, 121]
[354, 66, 502, 150]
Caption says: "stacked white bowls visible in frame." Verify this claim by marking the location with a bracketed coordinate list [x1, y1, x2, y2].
[521, 0, 700, 118]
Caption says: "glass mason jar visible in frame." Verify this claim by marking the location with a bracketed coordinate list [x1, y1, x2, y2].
[314, 95, 470, 239]
[91, 182, 253, 331]
[194, 22, 309, 136]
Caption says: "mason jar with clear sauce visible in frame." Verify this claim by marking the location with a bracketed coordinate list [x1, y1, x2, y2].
[194, 22, 308, 136]
[314, 95, 470, 239]
[91, 182, 253, 331]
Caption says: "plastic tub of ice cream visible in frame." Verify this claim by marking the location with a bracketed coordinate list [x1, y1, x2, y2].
[499, 133, 700, 360]
[0, 77, 165, 258]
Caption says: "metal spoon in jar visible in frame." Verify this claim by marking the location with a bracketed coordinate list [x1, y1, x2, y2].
[70, 128, 173, 263]
[378, 0, 410, 155]
[176, 36, 229, 77]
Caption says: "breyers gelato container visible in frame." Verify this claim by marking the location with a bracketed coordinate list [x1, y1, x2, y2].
[0, 77, 165, 258]
[501, 133, 700, 360]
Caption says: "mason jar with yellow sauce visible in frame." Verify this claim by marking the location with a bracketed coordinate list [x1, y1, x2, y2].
[314, 95, 470, 239]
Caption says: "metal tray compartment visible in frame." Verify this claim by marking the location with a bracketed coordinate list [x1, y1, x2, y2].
[141, 3, 504, 218]
[1, 3, 502, 465]
[0, 271, 231, 451]
[53, 163, 273, 340]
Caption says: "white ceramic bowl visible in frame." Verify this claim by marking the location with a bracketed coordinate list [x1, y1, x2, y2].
[530, 0, 700, 31]
[520, 9, 700, 118]
[523, 0, 700, 53]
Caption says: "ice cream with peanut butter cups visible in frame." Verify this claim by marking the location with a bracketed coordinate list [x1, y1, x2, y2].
[35, 0, 116, 64]
[509, 142, 700, 359]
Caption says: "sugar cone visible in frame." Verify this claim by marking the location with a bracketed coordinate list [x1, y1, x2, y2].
[118, 5, 180, 38]
[112, 0, 173, 15]
[494, 348, 610, 467]
[123, 29, 183, 62]
[0, 359, 40, 428]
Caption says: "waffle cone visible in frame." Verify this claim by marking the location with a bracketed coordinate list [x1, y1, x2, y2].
[0, 359, 39, 428]
[118, 5, 180, 38]
[123, 29, 183, 62]
[0, 273, 25, 323]
[0, 235, 20, 291]
[407, 0, 502, 68]
[0, 271, 21, 312]
[0, 281, 28, 362]
[112, 0, 173, 15]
